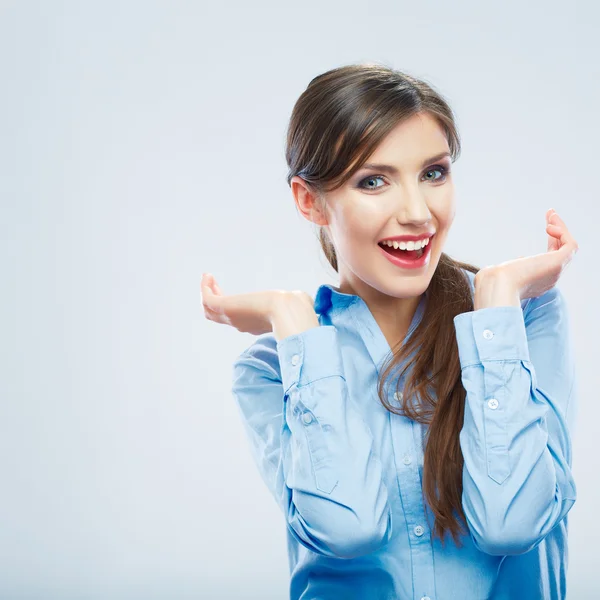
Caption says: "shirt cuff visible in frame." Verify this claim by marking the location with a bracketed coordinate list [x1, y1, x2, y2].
[276, 325, 345, 394]
[453, 306, 531, 367]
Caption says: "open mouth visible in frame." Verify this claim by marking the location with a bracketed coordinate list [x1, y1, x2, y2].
[378, 235, 433, 261]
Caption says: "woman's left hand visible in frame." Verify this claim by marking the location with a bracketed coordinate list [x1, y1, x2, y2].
[476, 208, 579, 302]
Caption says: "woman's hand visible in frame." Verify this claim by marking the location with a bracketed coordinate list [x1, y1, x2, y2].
[475, 208, 579, 303]
[201, 273, 315, 336]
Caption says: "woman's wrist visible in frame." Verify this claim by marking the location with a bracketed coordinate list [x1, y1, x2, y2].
[474, 268, 521, 310]
[270, 293, 320, 341]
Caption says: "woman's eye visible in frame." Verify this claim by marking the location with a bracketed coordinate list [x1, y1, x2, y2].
[423, 165, 449, 182]
[356, 165, 450, 191]
[358, 175, 386, 191]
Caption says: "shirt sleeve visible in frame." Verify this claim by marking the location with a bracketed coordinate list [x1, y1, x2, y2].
[453, 285, 577, 556]
[231, 324, 393, 559]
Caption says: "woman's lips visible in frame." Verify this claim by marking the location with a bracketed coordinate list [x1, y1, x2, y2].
[377, 235, 433, 269]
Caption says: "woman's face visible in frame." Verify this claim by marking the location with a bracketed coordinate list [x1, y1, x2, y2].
[318, 112, 456, 304]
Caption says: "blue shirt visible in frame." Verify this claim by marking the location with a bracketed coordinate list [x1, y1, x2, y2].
[231, 267, 577, 600]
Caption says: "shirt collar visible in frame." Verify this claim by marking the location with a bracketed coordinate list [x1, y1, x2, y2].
[314, 282, 428, 338]
[313, 283, 357, 315]
[313, 283, 428, 374]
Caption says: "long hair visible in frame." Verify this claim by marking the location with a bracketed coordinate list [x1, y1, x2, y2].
[284, 62, 480, 547]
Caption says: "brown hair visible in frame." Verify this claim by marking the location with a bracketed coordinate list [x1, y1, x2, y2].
[285, 62, 481, 547]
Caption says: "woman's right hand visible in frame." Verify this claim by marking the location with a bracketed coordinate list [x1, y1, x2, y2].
[201, 272, 314, 336]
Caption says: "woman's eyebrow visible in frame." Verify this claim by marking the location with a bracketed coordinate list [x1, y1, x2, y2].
[360, 151, 451, 175]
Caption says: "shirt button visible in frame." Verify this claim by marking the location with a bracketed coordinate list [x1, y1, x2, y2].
[414, 525, 425, 537]
[483, 329, 494, 340]
[394, 391, 404, 401]
[421, 596, 431, 600]
[403, 454, 412, 465]
[487, 398, 499, 410]
[291, 354, 300, 366]
[302, 412, 313, 424]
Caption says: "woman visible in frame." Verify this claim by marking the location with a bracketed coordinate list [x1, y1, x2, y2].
[201, 63, 579, 600]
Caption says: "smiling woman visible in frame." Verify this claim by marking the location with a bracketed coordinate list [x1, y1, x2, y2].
[216, 62, 578, 600]
[283, 65, 473, 545]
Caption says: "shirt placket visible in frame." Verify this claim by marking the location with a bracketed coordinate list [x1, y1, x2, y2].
[390, 398, 437, 600]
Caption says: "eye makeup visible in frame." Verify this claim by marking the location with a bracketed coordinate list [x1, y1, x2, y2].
[354, 163, 451, 192]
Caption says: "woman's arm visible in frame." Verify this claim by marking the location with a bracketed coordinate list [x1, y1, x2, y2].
[232, 298, 393, 559]
[454, 278, 577, 556]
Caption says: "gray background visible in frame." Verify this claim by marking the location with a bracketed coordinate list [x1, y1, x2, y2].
[1, 1, 598, 598]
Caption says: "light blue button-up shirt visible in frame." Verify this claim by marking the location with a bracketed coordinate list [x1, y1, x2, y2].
[231, 268, 577, 600]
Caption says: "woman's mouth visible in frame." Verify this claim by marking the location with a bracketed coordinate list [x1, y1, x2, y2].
[377, 235, 434, 269]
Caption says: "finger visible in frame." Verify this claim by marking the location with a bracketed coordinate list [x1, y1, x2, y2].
[201, 278, 218, 309]
[203, 273, 220, 295]
[546, 223, 562, 252]
[548, 212, 574, 240]
[553, 216, 579, 256]
[209, 274, 224, 296]
[203, 304, 216, 320]
[203, 289, 230, 319]
[204, 305, 222, 321]
[201, 273, 211, 298]
[202, 288, 222, 313]
[202, 273, 231, 320]
[546, 216, 576, 249]
[201, 275, 212, 297]
[548, 225, 578, 259]
[204, 308, 230, 326]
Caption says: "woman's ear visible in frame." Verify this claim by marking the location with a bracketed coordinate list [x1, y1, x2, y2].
[290, 176, 328, 227]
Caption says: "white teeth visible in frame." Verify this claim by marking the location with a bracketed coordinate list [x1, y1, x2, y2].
[381, 237, 430, 251]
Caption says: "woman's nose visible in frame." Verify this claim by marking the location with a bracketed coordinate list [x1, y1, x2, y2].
[395, 194, 432, 224]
